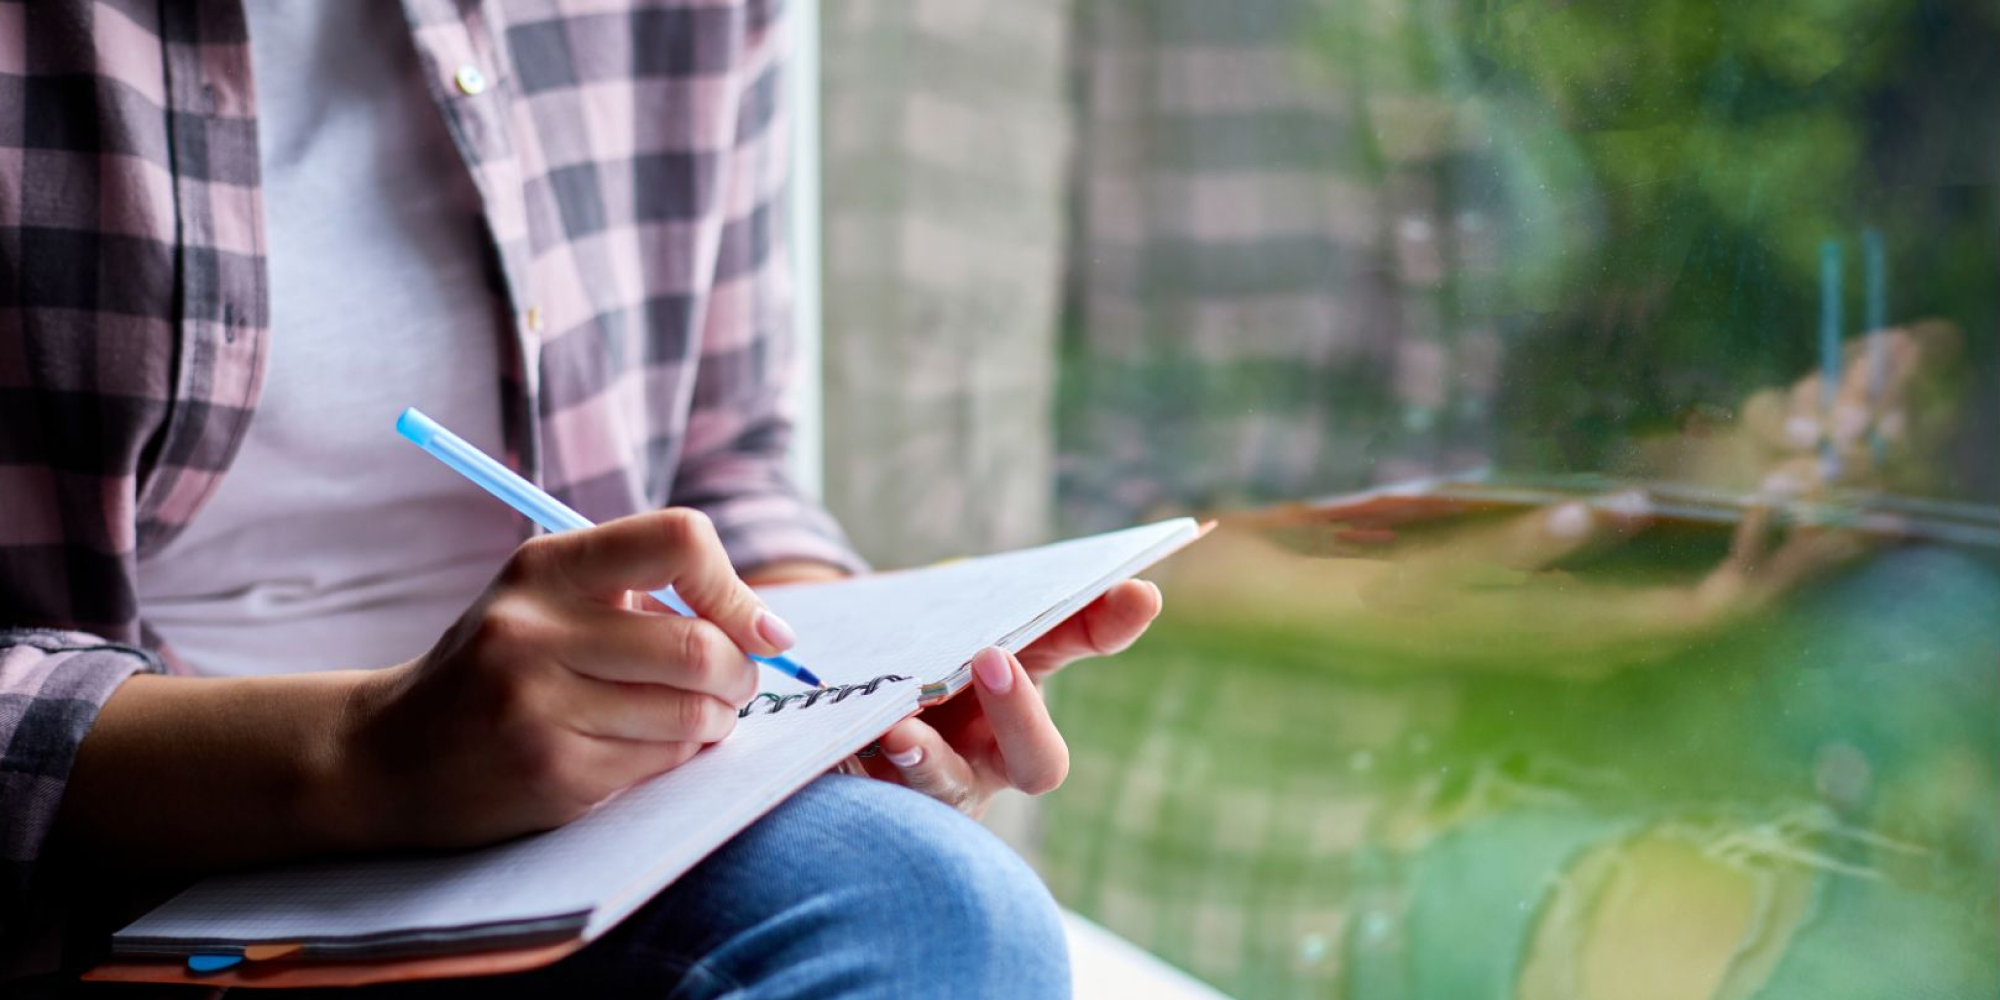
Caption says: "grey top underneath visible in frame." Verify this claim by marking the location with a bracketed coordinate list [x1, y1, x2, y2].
[139, 1, 525, 676]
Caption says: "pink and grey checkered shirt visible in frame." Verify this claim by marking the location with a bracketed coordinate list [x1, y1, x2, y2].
[0, 0, 859, 976]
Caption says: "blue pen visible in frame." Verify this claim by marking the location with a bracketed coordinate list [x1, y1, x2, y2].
[396, 407, 823, 688]
[1818, 239, 1844, 481]
[1863, 228, 1889, 468]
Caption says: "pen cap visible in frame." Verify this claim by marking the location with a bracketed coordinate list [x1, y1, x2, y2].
[396, 407, 594, 533]
[395, 407, 445, 449]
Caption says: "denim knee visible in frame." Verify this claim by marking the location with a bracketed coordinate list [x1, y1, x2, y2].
[768, 775, 1067, 992]
[263, 777, 1069, 1000]
[838, 776, 1067, 966]
[648, 774, 1070, 999]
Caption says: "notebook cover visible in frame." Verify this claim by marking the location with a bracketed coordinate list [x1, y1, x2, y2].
[1245, 477, 2000, 550]
[81, 938, 588, 988]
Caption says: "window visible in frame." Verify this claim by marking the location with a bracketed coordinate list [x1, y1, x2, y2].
[817, 1, 1999, 996]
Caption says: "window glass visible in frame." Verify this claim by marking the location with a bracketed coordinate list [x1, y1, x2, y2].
[820, 1, 1998, 996]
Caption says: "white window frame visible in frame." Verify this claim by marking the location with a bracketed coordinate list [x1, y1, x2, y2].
[786, 0, 825, 499]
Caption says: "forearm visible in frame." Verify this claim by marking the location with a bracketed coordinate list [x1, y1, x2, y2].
[49, 560, 845, 876]
[53, 669, 379, 872]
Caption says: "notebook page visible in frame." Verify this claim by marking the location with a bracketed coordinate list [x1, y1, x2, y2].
[760, 518, 1199, 692]
[116, 678, 920, 954]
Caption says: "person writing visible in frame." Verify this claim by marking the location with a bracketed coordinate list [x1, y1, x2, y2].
[0, 2, 1160, 996]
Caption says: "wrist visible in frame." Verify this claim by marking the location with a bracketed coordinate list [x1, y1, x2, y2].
[298, 667, 404, 854]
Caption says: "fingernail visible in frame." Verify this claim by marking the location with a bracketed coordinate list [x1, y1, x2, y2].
[1762, 469, 1806, 498]
[1545, 502, 1591, 539]
[972, 647, 1014, 695]
[887, 746, 924, 768]
[755, 608, 797, 651]
[1599, 490, 1652, 521]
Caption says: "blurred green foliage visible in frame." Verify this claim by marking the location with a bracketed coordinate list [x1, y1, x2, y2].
[1304, 0, 2000, 480]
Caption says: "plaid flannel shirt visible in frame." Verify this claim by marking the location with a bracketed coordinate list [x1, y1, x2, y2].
[1046, 0, 1511, 993]
[1056, 0, 1505, 536]
[0, 0, 860, 976]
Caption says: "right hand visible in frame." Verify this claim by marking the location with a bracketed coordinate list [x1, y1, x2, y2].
[333, 508, 792, 849]
[1638, 321, 1963, 496]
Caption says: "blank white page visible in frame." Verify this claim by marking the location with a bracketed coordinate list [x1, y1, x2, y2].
[760, 518, 1200, 693]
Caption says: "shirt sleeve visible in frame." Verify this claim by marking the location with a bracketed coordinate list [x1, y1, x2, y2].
[669, 2, 866, 577]
[0, 630, 156, 946]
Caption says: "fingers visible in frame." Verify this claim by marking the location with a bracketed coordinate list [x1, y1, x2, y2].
[1741, 388, 1799, 453]
[518, 508, 794, 662]
[1758, 455, 1826, 498]
[522, 509, 705, 599]
[651, 511, 795, 660]
[1733, 322, 1961, 494]
[1766, 326, 1935, 468]
[552, 604, 759, 698]
[1760, 527, 1869, 592]
[1724, 498, 1858, 589]
[968, 647, 1069, 795]
[1532, 493, 1650, 549]
[1453, 493, 1651, 574]
[876, 717, 982, 813]
[867, 648, 1076, 814]
[1731, 502, 1775, 563]
[561, 677, 743, 744]
[569, 734, 704, 796]
[1016, 580, 1163, 678]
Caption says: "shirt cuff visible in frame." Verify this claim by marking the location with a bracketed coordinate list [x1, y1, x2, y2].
[694, 492, 870, 578]
[2, 633, 157, 943]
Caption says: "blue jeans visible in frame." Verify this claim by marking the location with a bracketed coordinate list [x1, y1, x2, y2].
[70, 775, 1071, 999]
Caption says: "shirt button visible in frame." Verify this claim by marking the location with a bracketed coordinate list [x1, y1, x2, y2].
[454, 64, 489, 96]
[524, 305, 544, 332]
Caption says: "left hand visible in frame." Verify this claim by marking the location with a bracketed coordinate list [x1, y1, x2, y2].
[855, 580, 1164, 817]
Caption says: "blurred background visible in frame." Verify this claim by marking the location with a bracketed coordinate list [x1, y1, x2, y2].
[804, 0, 2000, 996]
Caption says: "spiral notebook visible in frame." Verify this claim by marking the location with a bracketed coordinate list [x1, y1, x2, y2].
[89, 518, 1205, 988]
